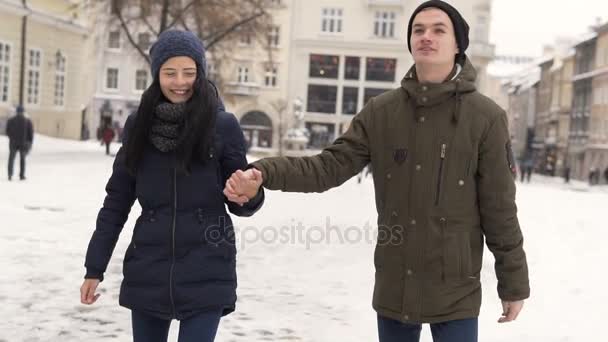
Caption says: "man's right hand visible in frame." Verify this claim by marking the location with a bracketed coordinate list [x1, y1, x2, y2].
[80, 279, 101, 305]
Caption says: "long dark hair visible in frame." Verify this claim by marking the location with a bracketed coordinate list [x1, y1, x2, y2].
[125, 68, 218, 175]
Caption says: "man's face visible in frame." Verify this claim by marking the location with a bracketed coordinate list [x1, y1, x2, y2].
[410, 8, 458, 68]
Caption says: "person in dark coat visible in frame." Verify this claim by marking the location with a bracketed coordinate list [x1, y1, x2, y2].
[80, 30, 264, 342]
[6, 105, 34, 181]
[101, 125, 115, 155]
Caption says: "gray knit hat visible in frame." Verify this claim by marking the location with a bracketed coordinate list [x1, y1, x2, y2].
[150, 30, 206, 78]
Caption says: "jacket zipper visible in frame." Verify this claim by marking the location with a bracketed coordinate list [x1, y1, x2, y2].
[169, 164, 177, 318]
[435, 143, 446, 206]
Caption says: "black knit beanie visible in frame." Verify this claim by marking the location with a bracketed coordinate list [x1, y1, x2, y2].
[407, 0, 470, 64]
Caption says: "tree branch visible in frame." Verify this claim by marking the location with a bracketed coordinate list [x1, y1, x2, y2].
[140, 14, 159, 36]
[159, 0, 170, 33]
[115, 7, 151, 65]
[205, 10, 267, 49]
[166, 0, 197, 30]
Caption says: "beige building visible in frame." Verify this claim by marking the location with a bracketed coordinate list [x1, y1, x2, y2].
[504, 68, 540, 161]
[218, 1, 292, 155]
[554, 52, 575, 175]
[0, 0, 95, 140]
[252, 0, 496, 151]
[587, 23, 608, 181]
[568, 33, 597, 180]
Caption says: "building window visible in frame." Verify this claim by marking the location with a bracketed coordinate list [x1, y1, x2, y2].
[342, 87, 358, 115]
[366, 57, 396, 82]
[307, 84, 337, 114]
[321, 8, 343, 33]
[26, 49, 41, 105]
[309, 54, 339, 79]
[267, 26, 280, 47]
[306, 122, 335, 149]
[135, 69, 148, 91]
[374, 11, 396, 38]
[364, 88, 389, 104]
[264, 65, 277, 87]
[474, 15, 488, 41]
[239, 27, 252, 45]
[106, 68, 119, 89]
[137, 33, 151, 50]
[207, 62, 219, 83]
[108, 30, 120, 49]
[344, 56, 360, 80]
[237, 66, 249, 83]
[54, 53, 67, 106]
[0, 42, 10, 103]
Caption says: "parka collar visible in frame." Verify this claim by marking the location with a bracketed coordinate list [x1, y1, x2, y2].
[401, 56, 477, 123]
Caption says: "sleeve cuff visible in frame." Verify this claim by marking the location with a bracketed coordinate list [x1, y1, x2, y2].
[85, 268, 104, 282]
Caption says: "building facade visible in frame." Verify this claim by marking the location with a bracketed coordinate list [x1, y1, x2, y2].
[587, 23, 608, 182]
[568, 34, 597, 180]
[0, 0, 95, 140]
[278, 0, 495, 151]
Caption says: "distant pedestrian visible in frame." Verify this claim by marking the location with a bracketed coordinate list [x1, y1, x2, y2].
[6, 105, 33, 181]
[589, 167, 598, 186]
[101, 126, 115, 155]
[564, 166, 570, 184]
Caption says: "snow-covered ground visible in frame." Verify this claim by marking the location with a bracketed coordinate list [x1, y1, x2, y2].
[0, 134, 606, 341]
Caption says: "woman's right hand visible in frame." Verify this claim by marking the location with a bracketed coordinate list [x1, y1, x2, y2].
[80, 278, 101, 305]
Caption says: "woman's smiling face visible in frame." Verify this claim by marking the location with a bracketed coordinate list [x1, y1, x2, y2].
[159, 56, 197, 103]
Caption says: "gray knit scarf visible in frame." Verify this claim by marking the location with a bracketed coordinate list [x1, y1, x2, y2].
[149, 102, 186, 152]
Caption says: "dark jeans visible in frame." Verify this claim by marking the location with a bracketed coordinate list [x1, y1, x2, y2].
[378, 315, 478, 342]
[8, 146, 27, 179]
[132, 309, 222, 342]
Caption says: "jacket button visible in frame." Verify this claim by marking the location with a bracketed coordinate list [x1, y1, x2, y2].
[458, 180, 465, 186]
[422, 97, 428, 102]
[421, 86, 428, 91]
[386, 173, 392, 179]
[150, 218, 156, 222]
[148, 210, 154, 215]
[406, 269, 413, 276]
[440, 217, 446, 223]
[410, 219, 416, 225]
[415, 164, 422, 171]
[418, 116, 425, 123]
[403, 314, 409, 320]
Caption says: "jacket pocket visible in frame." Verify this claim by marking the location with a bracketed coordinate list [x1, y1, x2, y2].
[372, 263, 404, 313]
[440, 217, 473, 282]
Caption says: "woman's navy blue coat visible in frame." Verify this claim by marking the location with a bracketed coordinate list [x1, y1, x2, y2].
[84, 109, 264, 320]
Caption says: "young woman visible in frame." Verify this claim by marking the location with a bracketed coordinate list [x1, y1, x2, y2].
[80, 30, 264, 342]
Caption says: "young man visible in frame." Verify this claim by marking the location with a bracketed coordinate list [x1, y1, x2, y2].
[6, 105, 34, 181]
[225, 1, 529, 341]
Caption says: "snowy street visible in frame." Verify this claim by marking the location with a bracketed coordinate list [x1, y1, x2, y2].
[1, 134, 607, 341]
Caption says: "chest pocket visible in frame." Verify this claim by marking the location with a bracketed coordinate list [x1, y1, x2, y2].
[443, 142, 478, 214]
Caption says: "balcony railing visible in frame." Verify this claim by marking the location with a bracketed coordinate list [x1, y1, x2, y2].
[225, 82, 260, 96]
[366, 0, 404, 7]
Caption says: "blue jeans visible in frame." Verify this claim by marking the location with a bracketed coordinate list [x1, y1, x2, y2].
[131, 309, 222, 342]
[378, 315, 478, 342]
